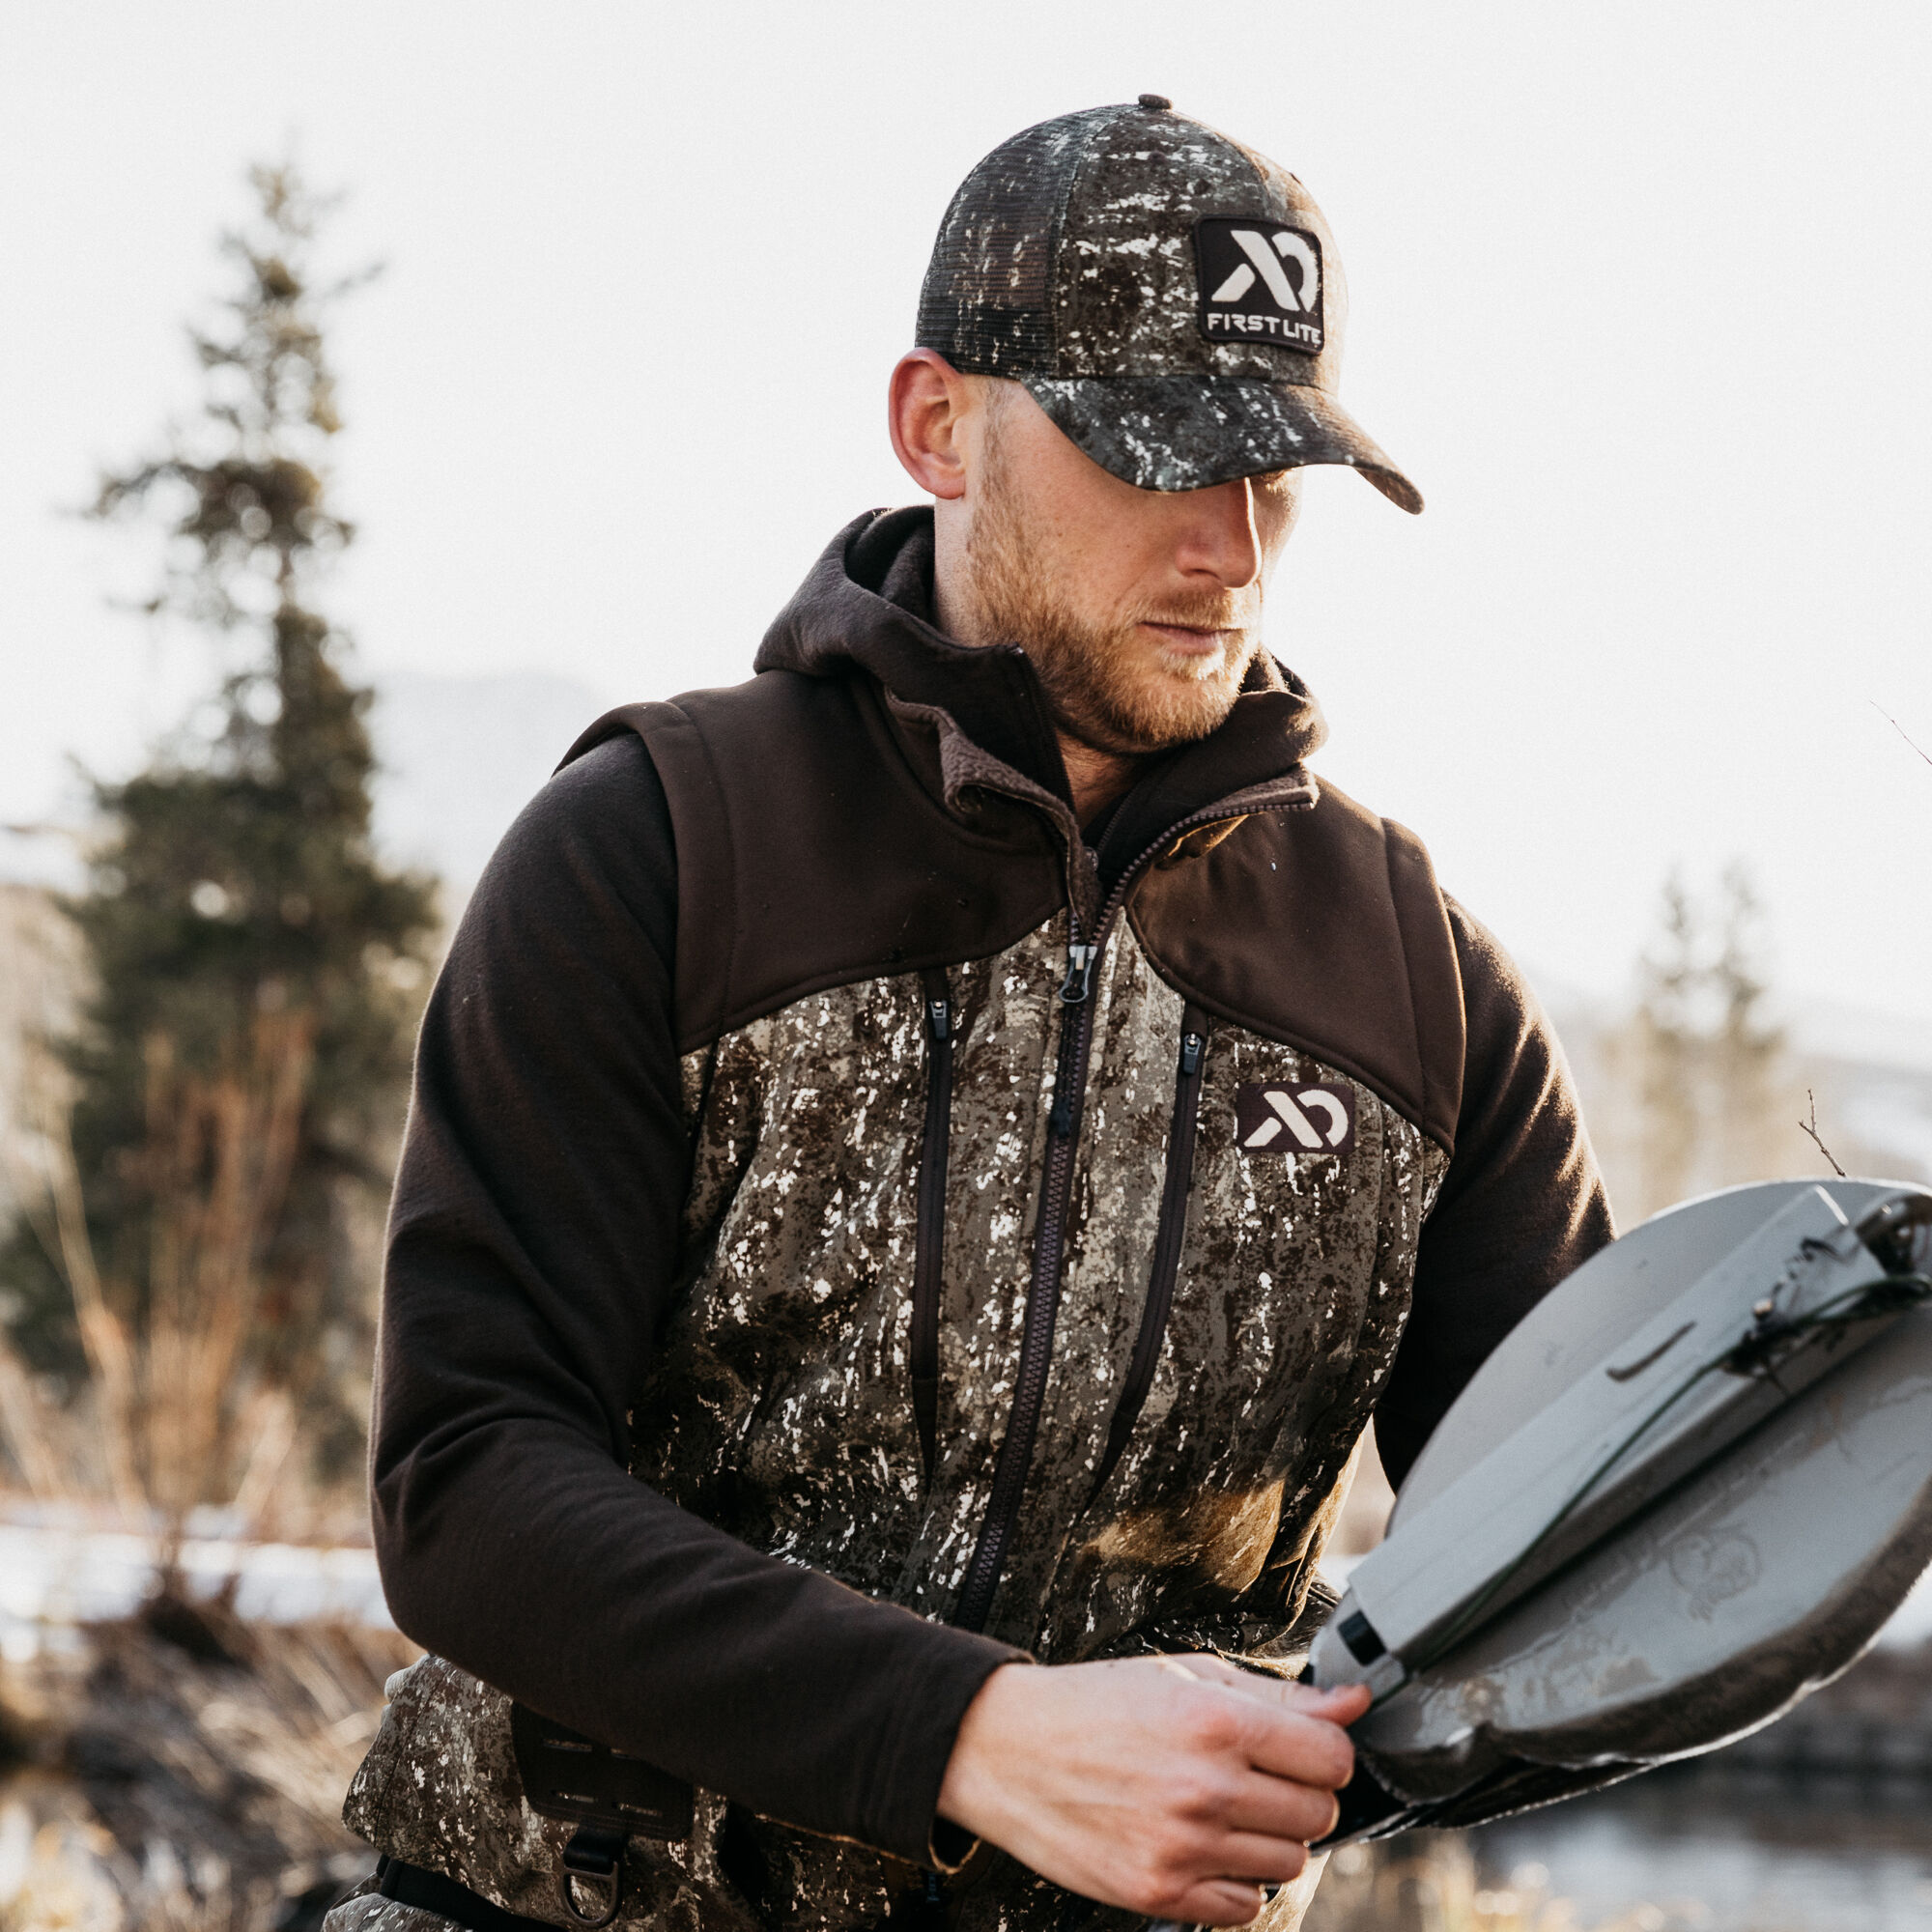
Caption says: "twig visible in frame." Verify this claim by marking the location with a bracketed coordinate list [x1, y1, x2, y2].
[1799, 1089, 1846, 1178]
[27, 1047, 146, 1520]
[1872, 702, 1932, 773]
[0, 1344, 71, 1501]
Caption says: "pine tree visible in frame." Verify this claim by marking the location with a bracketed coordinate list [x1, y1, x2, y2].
[1, 162, 436, 1526]
[1618, 866, 1787, 1221]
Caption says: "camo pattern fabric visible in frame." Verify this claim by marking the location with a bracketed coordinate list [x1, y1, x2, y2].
[324, 1886, 452, 1932]
[346, 912, 1444, 1932]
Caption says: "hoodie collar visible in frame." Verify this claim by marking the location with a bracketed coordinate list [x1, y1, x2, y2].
[757, 507, 1070, 794]
[756, 507, 1329, 862]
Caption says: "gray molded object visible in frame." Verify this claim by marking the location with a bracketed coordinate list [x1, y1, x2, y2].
[1397, 1179, 1910, 1523]
[1328, 1187, 1901, 1675]
[1308, 1178, 1932, 1835]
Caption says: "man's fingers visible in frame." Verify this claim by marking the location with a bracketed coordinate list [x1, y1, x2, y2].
[1209, 1828, 1315, 1886]
[1173, 1656, 1372, 1726]
[1298, 1680, 1372, 1724]
[1156, 1655, 1361, 1795]
[1182, 1880, 1272, 1929]
[1169, 1654, 1293, 1700]
[1221, 1772, 1342, 1846]
[1171, 1863, 1320, 1930]
[937, 1653, 1360, 1921]
[1219, 1703, 1357, 1793]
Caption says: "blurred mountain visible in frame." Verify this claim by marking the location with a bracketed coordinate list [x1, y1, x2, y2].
[366, 670, 611, 895]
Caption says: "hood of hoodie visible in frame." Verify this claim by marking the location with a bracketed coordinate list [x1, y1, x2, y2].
[755, 508, 1330, 842]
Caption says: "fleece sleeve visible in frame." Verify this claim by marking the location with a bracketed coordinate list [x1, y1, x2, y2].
[369, 733, 1022, 1865]
[1374, 898, 1617, 1488]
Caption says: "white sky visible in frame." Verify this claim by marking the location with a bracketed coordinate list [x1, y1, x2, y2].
[3, 2, 1930, 1022]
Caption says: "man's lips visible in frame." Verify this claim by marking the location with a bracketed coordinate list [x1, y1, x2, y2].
[1140, 620, 1238, 656]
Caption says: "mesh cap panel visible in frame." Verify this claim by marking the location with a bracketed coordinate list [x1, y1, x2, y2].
[915, 110, 1103, 375]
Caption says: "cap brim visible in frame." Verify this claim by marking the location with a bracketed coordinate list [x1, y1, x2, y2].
[1018, 373, 1423, 514]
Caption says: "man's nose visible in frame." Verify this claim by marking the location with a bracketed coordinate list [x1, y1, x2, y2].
[1174, 476, 1262, 589]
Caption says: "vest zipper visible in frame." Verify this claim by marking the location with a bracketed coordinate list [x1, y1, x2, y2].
[911, 969, 952, 1482]
[1086, 1004, 1210, 1509]
[951, 800, 1294, 1634]
[952, 945, 1095, 1633]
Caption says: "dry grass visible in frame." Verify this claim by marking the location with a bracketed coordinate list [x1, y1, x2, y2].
[2, 1008, 318, 1563]
[0, 1599, 413, 1932]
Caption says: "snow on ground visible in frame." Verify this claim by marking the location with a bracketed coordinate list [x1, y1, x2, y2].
[1, 1508, 1925, 1662]
[0, 1517, 389, 1661]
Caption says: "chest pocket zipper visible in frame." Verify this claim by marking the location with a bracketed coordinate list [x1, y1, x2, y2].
[910, 967, 952, 1482]
[1088, 1003, 1212, 1508]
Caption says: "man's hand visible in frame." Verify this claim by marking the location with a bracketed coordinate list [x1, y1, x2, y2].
[936, 1657, 1371, 1926]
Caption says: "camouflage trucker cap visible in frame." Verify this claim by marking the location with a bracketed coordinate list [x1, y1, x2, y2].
[916, 97, 1422, 513]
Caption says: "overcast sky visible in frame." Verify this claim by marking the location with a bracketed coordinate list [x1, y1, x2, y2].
[3, 2, 1930, 1024]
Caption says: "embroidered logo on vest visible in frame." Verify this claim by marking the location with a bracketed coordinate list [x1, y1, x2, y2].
[1236, 1081, 1355, 1154]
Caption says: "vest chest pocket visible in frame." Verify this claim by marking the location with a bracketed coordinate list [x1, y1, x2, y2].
[1085, 1003, 1213, 1506]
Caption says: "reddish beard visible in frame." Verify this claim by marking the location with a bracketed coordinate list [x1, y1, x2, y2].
[962, 445, 1263, 756]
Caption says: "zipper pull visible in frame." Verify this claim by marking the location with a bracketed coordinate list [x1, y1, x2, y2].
[1057, 940, 1099, 1006]
[926, 997, 951, 1042]
[1179, 1030, 1205, 1076]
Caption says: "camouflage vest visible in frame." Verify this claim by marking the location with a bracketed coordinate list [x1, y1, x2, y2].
[336, 660, 1463, 1932]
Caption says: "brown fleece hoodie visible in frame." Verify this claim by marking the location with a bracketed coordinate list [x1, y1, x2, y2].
[339, 508, 1611, 1932]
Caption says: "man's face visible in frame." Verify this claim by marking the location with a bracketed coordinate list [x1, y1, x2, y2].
[954, 383, 1303, 755]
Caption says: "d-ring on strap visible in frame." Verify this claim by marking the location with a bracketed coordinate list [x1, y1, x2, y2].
[555, 1827, 625, 1928]
[507, 1702, 694, 1928]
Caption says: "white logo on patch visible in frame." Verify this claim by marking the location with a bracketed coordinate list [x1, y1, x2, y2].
[1208, 229, 1321, 313]
[1242, 1089, 1345, 1150]
[1235, 1081, 1356, 1154]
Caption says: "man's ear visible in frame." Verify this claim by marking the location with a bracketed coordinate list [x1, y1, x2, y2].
[888, 350, 974, 501]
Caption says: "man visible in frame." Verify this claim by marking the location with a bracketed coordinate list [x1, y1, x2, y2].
[331, 99, 1609, 1932]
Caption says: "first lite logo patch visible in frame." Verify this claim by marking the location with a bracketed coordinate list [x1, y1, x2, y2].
[1195, 218, 1324, 353]
[1236, 1081, 1355, 1155]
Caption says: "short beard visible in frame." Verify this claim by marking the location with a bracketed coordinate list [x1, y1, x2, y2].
[961, 421, 1263, 755]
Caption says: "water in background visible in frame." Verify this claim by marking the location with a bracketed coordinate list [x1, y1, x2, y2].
[1473, 1768, 1932, 1930]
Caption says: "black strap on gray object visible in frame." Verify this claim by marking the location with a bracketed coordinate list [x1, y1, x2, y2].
[911, 966, 954, 1480]
[509, 1702, 695, 1927]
